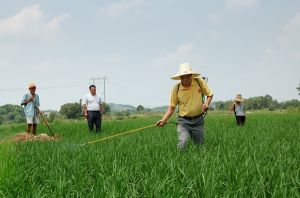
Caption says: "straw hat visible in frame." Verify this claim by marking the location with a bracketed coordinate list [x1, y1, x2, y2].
[234, 94, 244, 102]
[171, 63, 200, 80]
[28, 82, 36, 89]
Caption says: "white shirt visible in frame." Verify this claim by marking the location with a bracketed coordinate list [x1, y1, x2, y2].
[82, 93, 101, 111]
[234, 103, 245, 116]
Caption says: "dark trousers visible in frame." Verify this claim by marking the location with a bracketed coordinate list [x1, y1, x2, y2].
[87, 111, 102, 132]
[236, 116, 246, 126]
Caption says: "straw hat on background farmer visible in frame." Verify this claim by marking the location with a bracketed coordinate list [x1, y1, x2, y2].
[21, 83, 40, 135]
[157, 63, 213, 149]
[230, 94, 246, 126]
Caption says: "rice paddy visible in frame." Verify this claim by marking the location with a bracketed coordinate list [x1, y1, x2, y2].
[0, 113, 299, 197]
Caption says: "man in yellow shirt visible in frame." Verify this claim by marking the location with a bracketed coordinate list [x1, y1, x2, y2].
[157, 63, 213, 149]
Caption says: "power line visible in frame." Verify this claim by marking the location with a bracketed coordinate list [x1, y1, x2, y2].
[89, 77, 108, 103]
[0, 84, 88, 92]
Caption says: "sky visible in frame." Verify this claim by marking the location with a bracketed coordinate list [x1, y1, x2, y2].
[0, 0, 299, 110]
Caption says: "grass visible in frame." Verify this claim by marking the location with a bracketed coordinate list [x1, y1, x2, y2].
[0, 113, 299, 197]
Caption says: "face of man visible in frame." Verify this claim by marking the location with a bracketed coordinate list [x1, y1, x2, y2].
[180, 74, 193, 86]
[90, 87, 96, 95]
[29, 87, 36, 94]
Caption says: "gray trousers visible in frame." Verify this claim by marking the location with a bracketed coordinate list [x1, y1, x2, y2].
[177, 115, 205, 149]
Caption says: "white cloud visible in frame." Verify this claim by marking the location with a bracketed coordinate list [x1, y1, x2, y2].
[106, 53, 121, 65]
[209, 13, 224, 23]
[153, 43, 195, 66]
[34, 59, 72, 71]
[263, 12, 300, 63]
[0, 4, 70, 38]
[226, 0, 259, 8]
[47, 13, 70, 32]
[97, 0, 147, 18]
[280, 12, 300, 49]
[290, 51, 300, 61]
[264, 47, 276, 56]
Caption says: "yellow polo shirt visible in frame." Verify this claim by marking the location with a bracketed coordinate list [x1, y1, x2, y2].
[169, 78, 213, 117]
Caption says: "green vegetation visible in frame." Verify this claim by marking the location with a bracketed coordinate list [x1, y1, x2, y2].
[136, 105, 144, 112]
[1, 96, 299, 124]
[59, 102, 82, 119]
[213, 95, 300, 111]
[0, 113, 299, 197]
[0, 104, 25, 124]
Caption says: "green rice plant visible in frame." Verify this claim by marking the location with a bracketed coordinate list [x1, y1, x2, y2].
[0, 113, 299, 197]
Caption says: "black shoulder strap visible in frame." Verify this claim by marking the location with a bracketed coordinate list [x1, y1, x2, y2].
[233, 103, 237, 117]
[196, 78, 202, 92]
[196, 78, 205, 103]
[176, 83, 180, 96]
[176, 78, 205, 103]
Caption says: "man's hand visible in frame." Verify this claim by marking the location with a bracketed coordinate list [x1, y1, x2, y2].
[202, 103, 209, 112]
[29, 96, 34, 101]
[156, 120, 166, 127]
[84, 111, 88, 119]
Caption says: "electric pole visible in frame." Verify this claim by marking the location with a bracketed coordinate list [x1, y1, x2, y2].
[89, 77, 108, 102]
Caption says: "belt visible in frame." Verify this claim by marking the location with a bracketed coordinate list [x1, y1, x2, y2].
[179, 114, 202, 120]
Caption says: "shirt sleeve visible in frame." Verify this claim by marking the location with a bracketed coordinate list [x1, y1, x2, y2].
[36, 95, 40, 107]
[82, 95, 87, 105]
[199, 78, 213, 97]
[169, 84, 179, 108]
[21, 94, 28, 105]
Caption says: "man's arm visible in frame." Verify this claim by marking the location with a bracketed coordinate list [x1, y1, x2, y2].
[21, 95, 34, 106]
[83, 105, 88, 118]
[156, 106, 176, 126]
[202, 94, 213, 111]
[230, 103, 235, 111]
[100, 104, 105, 115]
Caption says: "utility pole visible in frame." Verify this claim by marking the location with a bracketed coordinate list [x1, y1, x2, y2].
[89, 77, 108, 102]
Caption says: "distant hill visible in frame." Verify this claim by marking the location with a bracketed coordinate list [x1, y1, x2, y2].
[151, 106, 168, 112]
[108, 103, 136, 112]
[108, 103, 168, 112]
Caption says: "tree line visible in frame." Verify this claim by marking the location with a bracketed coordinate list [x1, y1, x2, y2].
[0, 95, 299, 124]
[213, 95, 300, 111]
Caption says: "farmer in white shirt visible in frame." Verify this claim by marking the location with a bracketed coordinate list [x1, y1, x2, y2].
[21, 82, 40, 135]
[230, 94, 246, 126]
[82, 85, 104, 133]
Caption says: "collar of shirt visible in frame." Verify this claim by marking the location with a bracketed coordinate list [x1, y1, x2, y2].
[179, 79, 197, 90]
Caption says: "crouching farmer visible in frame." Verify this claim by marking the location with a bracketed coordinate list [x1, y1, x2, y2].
[21, 83, 40, 135]
[157, 63, 213, 149]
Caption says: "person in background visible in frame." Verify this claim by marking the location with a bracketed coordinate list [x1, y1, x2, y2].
[21, 83, 40, 135]
[82, 85, 104, 133]
[156, 63, 213, 149]
[230, 94, 246, 126]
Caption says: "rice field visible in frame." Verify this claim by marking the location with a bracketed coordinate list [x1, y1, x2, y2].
[0, 113, 299, 197]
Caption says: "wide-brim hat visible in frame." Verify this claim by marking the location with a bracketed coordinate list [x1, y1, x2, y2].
[171, 63, 200, 80]
[28, 82, 36, 89]
[234, 94, 244, 102]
